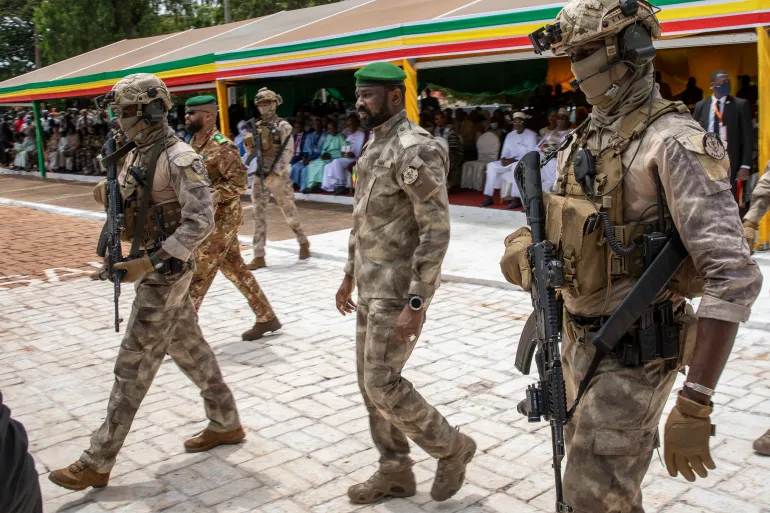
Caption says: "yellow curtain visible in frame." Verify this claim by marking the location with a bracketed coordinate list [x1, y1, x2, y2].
[402, 59, 419, 123]
[758, 27, 770, 245]
[546, 57, 575, 90]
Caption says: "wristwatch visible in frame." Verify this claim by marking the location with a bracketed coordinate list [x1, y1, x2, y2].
[409, 295, 424, 311]
[148, 252, 165, 271]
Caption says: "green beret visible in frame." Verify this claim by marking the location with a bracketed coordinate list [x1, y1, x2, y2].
[185, 95, 217, 107]
[355, 62, 407, 86]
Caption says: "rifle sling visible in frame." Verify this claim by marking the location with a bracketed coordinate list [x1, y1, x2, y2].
[268, 136, 291, 176]
[100, 140, 137, 168]
[129, 140, 164, 258]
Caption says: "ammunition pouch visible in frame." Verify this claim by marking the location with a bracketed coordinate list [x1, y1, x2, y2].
[121, 196, 182, 247]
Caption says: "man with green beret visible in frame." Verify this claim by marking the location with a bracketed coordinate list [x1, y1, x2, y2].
[336, 61, 476, 505]
[185, 95, 282, 341]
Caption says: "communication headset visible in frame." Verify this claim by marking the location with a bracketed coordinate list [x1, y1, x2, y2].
[138, 87, 165, 124]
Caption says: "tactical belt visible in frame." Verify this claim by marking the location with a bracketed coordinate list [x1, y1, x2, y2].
[569, 300, 681, 367]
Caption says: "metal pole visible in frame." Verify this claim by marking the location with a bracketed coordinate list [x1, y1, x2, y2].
[224, 0, 231, 23]
[31, 100, 46, 178]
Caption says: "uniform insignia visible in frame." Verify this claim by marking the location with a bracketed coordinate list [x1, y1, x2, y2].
[403, 167, 418, 185]
[192, 159, 205, 174]
[703, 133, 725, 160]
[213, 133, 227, 145]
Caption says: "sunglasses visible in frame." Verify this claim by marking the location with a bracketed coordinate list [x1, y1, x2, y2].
[185, 109, 204, 116]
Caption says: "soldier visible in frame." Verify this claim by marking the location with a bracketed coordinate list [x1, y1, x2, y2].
[48, 74, 245, 491]
[184, 95, 281, 341]
[336, 62, 476, 505]
[742, 162, 770, 456]
[500, 1, 762, 511]
[247, 88, 310, 269]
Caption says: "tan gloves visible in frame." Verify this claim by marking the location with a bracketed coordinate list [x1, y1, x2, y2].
[500, 227, 532, 291]
[114, 255, 154, 283]
[743, 219, 757, 253]
[664, 393, 716, 482]
[93, 179, 107, 207]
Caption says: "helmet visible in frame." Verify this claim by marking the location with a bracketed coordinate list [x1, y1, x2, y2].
[530, 0, 660, 57]
[104, 73, 172, 113]
[254, 87, 282, 106]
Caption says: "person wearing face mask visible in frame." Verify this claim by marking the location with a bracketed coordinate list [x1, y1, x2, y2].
[479, 112, 538, 207]
[49, 74, 245, 492]
[693, 71, 754, 210]
[247, 87, 310, 269]
[184, 95, 281, 341]
[500, 1, 761, 511]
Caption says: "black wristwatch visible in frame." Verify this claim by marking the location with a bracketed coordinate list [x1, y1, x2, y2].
[148, 252, 165, 271]
[409, 295, 424, 311]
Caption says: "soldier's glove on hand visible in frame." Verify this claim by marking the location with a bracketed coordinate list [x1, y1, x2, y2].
[664, 393, 716, 482]
[500, 227, 532, 291]
[93, 179, 107, 207]
[114, 255, 154, 283]
[743, 220, 758, 253]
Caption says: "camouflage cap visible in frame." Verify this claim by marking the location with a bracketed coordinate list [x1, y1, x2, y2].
[108, 73, 173, 111]
[551, 0, 661, 56]
[254, 87, 282, 106]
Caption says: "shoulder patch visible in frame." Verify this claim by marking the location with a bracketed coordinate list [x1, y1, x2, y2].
[213, 133, 228, 145]
[398, 153, 444, 202]
[172, 152, 198, 167]
[674, 131, 730, 183]
[702, 132, 725, 160]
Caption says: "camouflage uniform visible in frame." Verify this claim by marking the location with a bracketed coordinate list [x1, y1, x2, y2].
[189, 126, 275, 322]
[347, 109, 463, 470]
[500, 2, 763, 510]
[250, 114, 308, 259]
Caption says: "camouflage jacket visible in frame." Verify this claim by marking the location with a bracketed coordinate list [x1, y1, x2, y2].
[744, 160, 770, 226]
[257, 117, 294, 179]
[191, 127, 248, 207]
[345, 110, 450, 300]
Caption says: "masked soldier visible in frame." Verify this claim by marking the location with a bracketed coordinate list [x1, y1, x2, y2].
[49, 74, 245, 492]
[184, 95, 281, 341]
[337, 62, 476, 505]
[500, 1, 762, 511]
[742, 162, 770, 456]
[246, 88, 310, 269]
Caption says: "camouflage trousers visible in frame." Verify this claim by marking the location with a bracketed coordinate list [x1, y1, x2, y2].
[561, 315, 678, 513]
[356, 297, 461, 472]
[251, 171, 308, 258]
[81, 268, 240, 474]
[189, 202, 275, 322]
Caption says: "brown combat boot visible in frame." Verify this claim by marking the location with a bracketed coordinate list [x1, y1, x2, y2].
[184, 426, 245, 453]
[299, 241, 310, 260]
[49, 460, 109, 491]
[247, 256, 266, 270]
[347, 469, 416, 504]
[754, 428, 770, 456]
[242, 316, 282, 341]
[431, 431, 477, 502]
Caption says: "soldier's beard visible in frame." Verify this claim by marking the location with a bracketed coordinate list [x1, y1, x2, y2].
[358, 103, 391, 129]
[185, 120, 203, 135]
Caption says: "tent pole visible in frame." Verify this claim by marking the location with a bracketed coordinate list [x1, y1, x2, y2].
[216, 80, 230, 137]
[758, 27, 769, 248]
[402, 59, 420, 124]
[31, 100, 46, 178]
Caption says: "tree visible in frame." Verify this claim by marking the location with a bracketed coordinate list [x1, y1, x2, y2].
[230, 0, 341, 23]
[0, 0, 42, 82]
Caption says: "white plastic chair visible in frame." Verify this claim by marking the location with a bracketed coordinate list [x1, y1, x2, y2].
[460, 132, 501, 191]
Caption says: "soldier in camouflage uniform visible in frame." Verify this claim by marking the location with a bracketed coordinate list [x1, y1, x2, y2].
[742, 161, 770, 456]
[336, 62, 476, 505]
[184, 95, 281, 341]
[247, 88, 310, 269]
[500, 2, 762, 511]
[49, 74, 244, 492]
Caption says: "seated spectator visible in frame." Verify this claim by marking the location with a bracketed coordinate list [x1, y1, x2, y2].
[419, 110, 435, 134]
[289, 120, 306, 168]
[301, 120, 347, 193]
[13, 133, 36, 170]
[45, 123, 61, 171]
[434, 112, 463, 189]
[533, 107, 572, 202]
[290, 117, 327, 188]
[460, 124, 501, 192]
[480, 112, 538, 207]
[539, 108, 557, 137]
[460, 110, 479, 161]
[57, 126, 79, 171]
[421, 88, 440, 113]
[321, 114, 365, 194]
[233, 120, 249, 156]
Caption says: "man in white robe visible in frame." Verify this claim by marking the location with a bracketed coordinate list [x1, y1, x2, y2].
[321, 116, 366, 193]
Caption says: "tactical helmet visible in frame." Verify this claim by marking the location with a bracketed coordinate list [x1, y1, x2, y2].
[254, 87, 283, 106]
[530, 0, 661, 57]
[103, 73, 173, 113]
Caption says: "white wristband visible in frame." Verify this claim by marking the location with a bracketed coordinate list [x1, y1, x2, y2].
[684, 381, 715, 397]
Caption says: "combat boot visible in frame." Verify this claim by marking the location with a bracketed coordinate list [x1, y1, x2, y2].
[242, 316, 282, 341]
[247, 256, 266, 270]
[184, 426, 245, 453]
[347, 469, 417, 504]
[431, 431, 477, 502]
[299, 241, 310, 260]
[49, 460, 109, 491]
[753, 428, 770, 455]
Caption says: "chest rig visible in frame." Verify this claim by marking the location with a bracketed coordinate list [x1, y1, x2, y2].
[119, 141, 182, 253]
[549, 99, 702, 300]
[257, 121, 282, 164]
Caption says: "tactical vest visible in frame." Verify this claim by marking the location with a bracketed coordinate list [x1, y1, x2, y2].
[548, 99, 703, 300]
[258, 121, 283, 166]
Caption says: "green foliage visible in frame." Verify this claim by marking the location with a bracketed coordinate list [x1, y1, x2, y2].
[230, 0, 341, 21]
[0, 0, 42, 82]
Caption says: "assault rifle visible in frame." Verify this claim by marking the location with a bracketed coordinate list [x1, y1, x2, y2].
[95, 129, 127, 332]
[512, 151, 571, 513]
[245, 120, 265, 191]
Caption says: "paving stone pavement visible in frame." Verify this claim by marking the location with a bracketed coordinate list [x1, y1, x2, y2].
[2, 215, 770, 512]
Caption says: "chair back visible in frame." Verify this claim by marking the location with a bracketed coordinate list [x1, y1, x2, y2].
[476, 132, 500, 162]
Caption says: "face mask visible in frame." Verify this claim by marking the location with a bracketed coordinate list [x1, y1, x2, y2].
[118, 116, 147, 141]
[570, 47, 629, 105]
[715, 82, 731, 97]
[258, 104, 276, 118]
[490, 122, 499, 130]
